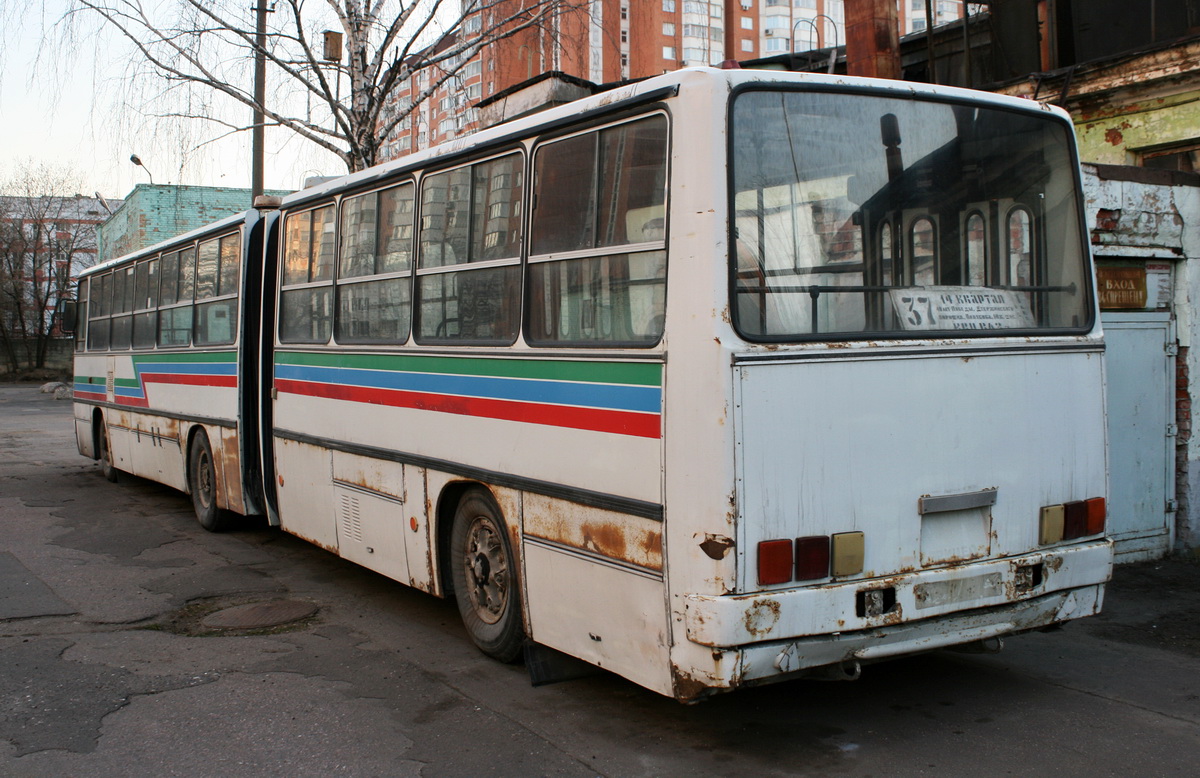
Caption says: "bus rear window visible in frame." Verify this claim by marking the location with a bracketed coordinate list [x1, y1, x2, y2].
[730, 90, 1091, 340]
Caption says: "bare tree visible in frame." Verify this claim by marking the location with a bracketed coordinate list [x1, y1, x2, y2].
[53, 0, 579, 175]
[0, 163, 106, 373]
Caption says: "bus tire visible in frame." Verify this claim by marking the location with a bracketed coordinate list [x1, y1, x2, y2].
[450, 488, 524, 663]
[97, 418, 119, 483]
[188, 430, 232, 532]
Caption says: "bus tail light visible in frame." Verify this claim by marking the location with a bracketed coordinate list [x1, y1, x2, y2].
[1039, 504, 1065, 544]
[794, 536, 831, 581]
[758, 532, 864, 585]
[1040, 497, 1105, 544]
[1085, 497, 1106, 535]
[757, 539, 793, 585]
[1063, 501, 1087, 539]
[831, 532, 865, 576]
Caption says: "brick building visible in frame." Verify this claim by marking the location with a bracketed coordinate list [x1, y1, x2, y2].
[0, 194, 119, 372]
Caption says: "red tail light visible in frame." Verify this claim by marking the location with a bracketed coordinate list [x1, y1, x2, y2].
[794, 536, 831, 581]
[757, 539, 793, 585]
[1085, 497, 1106, 535]
[1063, 501, 1087, 539]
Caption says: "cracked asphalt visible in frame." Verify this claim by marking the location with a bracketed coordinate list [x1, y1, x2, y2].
[1, 383, 1198, 777]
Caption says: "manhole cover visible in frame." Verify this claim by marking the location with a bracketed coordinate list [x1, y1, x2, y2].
[201, 599, 318, 630]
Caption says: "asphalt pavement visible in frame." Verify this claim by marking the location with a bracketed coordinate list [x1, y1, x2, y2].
[1, 383, 1198, 777]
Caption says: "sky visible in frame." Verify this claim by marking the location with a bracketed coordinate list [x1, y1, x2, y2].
[0, 1, 347, 200]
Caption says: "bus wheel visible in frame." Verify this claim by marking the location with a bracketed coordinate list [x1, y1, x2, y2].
[97, 419, 118, 483]
[188, 431, 231, 532]
[450, 488, 524, 662]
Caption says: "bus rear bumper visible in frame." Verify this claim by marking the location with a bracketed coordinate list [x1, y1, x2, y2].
[681, 541, 1111, 682]
[753, 583, 1102, 681]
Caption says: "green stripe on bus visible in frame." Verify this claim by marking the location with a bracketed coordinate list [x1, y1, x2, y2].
[132, 352, 236, 364]
[275, 351, 662, 387]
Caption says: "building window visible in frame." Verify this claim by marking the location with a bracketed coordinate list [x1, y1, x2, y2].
[663, 46, 677, 59]
[1141, 142, 1200, 172]
[765, 37, 787, 52]
[741, 17, 753, 29]
[664, 22, 675, 35]
[741, 39, 754, 52]
[663, 0, 675, 11]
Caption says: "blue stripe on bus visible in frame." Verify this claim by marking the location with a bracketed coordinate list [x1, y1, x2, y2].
[135, 362, 237, 376]
[273, 363, 662, 414]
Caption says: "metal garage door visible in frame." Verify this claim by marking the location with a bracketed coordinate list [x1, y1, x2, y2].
[1102, 312, 1175, 561]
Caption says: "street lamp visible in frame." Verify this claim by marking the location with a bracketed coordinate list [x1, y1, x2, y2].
[129, 154, 155, 185]
[791, 14, 840, 74]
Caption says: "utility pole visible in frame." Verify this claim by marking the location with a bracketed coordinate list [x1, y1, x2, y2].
[252, 1, 270, 200]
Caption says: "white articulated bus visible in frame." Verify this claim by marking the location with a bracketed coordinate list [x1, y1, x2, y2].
[71, 68, 1111, 701]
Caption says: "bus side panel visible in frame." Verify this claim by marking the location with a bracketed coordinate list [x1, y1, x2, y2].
[125, 413, 186, 492]
[219, 425, 245, 514]
[270, 352, 664, 505]
[523, 538, 674, 698]
[73, 353, 108, 458]
[274, 437, 339, 552]
[329, 450, 411, 585]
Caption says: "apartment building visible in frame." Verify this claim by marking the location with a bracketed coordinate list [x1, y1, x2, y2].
[376, 1, 972, 162]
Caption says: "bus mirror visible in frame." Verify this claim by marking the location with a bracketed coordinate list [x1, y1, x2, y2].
[880, 113, 901, 147]
[55, 299, 78, 335]
[253, 195, 282, 210]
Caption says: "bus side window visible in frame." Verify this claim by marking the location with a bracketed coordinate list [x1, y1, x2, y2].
[87, 273, 111, 351]
[415, 154, 523, 345]
[74, 278, 89, 352]
[527, 114, 668, 346]
[110, 265, 135, 350]
[909, 217, 937, 287]
[336, 182, 414, 344]
[158, 248, 194, 348]
[132, 258, 159, 349]
[194, 234, 239, 346]
[965, 212, 987, 287]
[1006, 207, 1034, 287]
[280, 206, 335, 344]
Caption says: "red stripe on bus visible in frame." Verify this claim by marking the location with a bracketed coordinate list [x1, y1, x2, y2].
[139, 373, 238, 388]
[114, 396, 150, 408]
[275, 378, 662, 439]
[74, 390, 106, 401]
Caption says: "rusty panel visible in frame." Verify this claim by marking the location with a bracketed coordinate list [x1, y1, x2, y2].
[845, 0, 900, 79]
[331, 450, 405, 501]
[522, 492, 663, 573]
[219, 426, 244, 514]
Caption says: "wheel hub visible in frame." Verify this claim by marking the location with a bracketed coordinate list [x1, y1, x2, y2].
[464, 517, 508, 624]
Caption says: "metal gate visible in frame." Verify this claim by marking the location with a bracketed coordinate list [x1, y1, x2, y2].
[1102, 312, 1175, 561]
